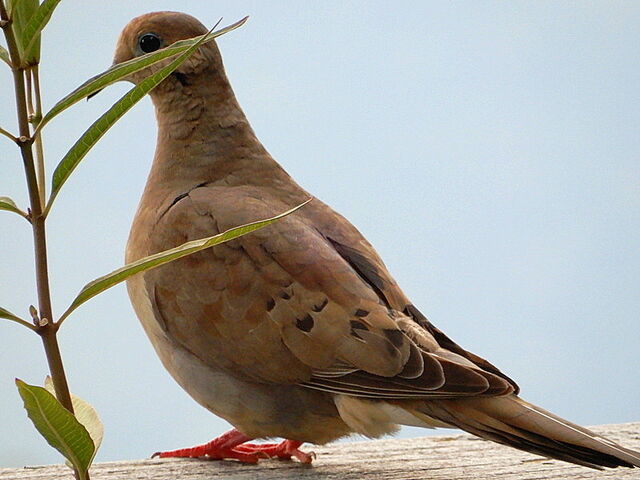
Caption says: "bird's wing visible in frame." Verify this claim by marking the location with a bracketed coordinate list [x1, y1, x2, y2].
[145, 184, 516, 397]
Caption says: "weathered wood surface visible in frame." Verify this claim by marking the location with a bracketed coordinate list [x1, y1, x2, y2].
[2, 423, 638, 480]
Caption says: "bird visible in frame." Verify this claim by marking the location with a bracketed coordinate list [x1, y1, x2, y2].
[116, 11, 640, 469]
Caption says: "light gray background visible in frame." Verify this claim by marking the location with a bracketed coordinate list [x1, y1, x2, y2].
[1, 0, 638, 469]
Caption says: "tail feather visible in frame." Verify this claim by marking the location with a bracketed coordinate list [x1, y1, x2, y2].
[415, 395, 640, 469]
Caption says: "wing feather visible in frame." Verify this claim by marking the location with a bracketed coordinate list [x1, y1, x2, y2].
[147, 186, 517, 398]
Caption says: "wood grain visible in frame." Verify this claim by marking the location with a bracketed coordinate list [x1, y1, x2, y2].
[2, 423, 638, 480]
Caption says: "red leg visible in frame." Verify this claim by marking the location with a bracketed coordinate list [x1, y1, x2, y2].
[151, 429, 315, 464]
[235, 439, 315, 464]
[152, 429, 260, 463]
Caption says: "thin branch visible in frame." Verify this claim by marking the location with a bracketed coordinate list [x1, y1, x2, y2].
[31, 66, 46, 206]
[0, 125, 16, 141]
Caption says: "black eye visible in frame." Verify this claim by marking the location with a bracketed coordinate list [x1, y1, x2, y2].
[139, 33, 161, 53]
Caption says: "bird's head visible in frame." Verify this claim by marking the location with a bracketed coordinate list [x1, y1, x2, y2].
[112, 11, 224, 85]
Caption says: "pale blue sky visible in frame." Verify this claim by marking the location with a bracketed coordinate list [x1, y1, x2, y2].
[1, 1, 638, 469]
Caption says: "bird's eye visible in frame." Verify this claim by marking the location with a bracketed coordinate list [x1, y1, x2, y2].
[139, 33, 161, 53]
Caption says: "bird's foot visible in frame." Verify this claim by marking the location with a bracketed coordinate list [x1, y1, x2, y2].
[236, 439, 315, 464]
[151, 429, 314, 464]
[152, 428, 260, 463]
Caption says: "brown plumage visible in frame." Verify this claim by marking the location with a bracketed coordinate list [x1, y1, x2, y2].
[119, 11, 640, 469]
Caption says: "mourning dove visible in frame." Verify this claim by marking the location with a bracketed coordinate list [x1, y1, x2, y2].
[117, 12, 640, 468]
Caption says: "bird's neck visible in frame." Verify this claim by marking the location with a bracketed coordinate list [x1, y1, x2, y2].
[144, 69, 293, 196]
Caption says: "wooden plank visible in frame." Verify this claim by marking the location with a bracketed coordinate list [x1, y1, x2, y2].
[2, 423, 638, 480]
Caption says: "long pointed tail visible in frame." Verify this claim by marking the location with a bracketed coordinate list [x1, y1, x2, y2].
[415, 395, 640, 469]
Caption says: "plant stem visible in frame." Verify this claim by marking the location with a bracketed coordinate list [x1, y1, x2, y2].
[40, 323, 74, 407]
[3, 5, 82, 478]
[2, 5, 87, 479]
[31, 65, 46, 207]
[0, 0, 73, 414]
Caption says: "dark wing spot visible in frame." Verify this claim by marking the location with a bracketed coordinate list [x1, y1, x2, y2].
[383, 329, 405, 348]
[350, 330, 364, 340]
[350, 320, 369, 340]
[266, 298, 276, 311]
[354, 309, 369, 317]
[280, 291, 292, 300]
[296, 314, 314, 332]
[312, 298, 329, 312]
[350, 320, 369, 331]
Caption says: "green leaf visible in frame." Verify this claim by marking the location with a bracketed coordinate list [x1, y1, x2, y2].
[0, 305, 36, 330]
[16, 379, 94, 480]
[21, 0, 62, 62]
[36, 16, 248, 134]
[7, 0, 39, 30]
[5, 0, 21, 17]
[44, 17, 248, 215]
[7, 0, 39, 64]
[58, 200, 311, 324]
[0, 306, 22, 322]
[0, 195, 29, 218]
[0, 45, 10, 66]
[44, 377, 103, 466]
